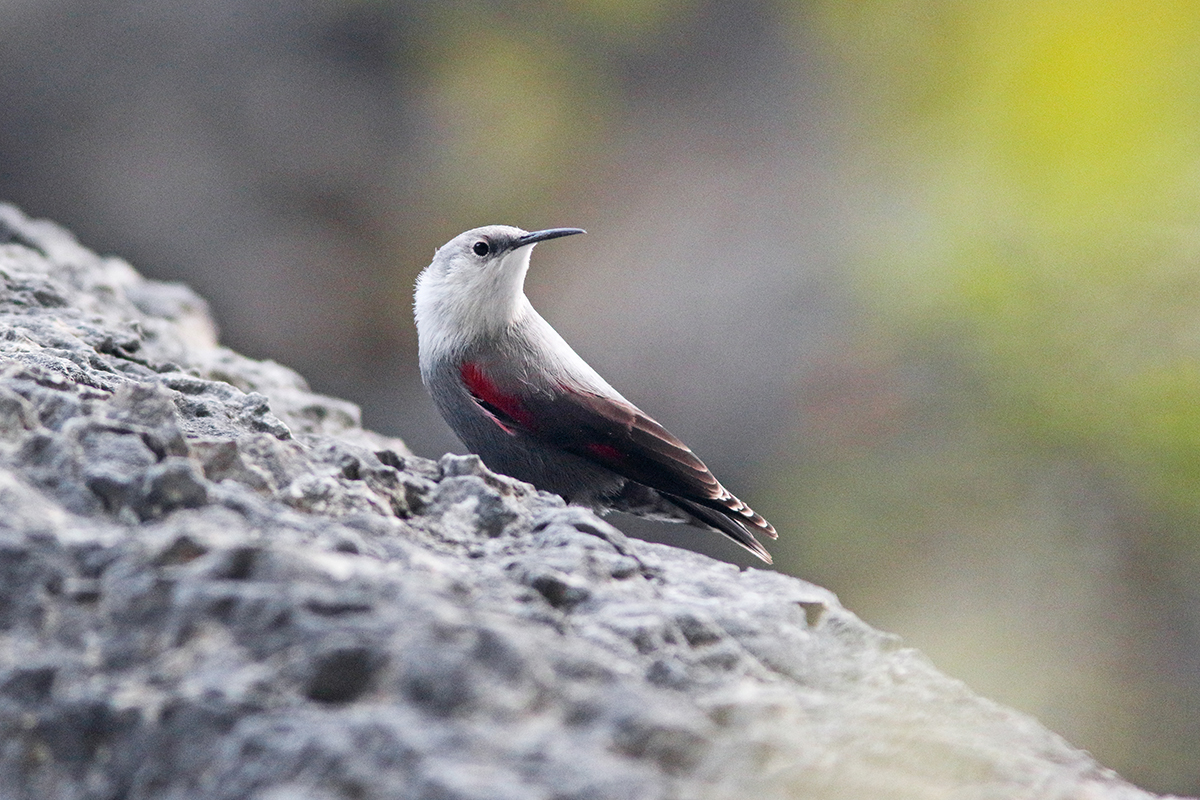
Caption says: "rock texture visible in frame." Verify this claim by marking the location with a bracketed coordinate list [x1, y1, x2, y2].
[0, 204, 1180, 800]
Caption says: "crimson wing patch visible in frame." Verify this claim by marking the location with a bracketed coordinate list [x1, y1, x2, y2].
[460, 360, 722, 499]
[459, 361, 531, 434]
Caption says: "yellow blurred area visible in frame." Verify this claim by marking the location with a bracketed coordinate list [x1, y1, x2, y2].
[818, 0, 1200, 521]
[1001, 5, 1198, 220]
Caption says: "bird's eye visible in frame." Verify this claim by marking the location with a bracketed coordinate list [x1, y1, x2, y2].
[472, 241, 490, 256]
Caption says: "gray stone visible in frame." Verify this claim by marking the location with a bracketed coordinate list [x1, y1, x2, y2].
[0, 203, 1183, 800]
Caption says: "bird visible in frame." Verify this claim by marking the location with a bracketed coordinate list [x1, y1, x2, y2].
[413, 225, 777, 563]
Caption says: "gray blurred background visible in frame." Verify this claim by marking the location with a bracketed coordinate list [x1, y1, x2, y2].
[3, 0, 1200, 793]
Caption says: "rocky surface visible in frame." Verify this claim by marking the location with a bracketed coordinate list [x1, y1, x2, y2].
[0, 204, 1180, 800]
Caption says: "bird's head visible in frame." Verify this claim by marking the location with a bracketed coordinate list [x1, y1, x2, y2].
[414, 225, 584, 355]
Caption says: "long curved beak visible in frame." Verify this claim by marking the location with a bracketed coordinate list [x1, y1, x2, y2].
[516, 227, 586, 248]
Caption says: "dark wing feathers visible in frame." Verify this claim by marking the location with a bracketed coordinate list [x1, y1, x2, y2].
[460, 361, 775, 560]
[517, 385, 777, 558]
[553, 388, 720, 499]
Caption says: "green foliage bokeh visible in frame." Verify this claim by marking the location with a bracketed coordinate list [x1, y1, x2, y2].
[818, 0, 1200, 543]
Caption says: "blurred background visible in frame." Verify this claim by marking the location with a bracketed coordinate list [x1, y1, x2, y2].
[2, 0, 1199, 792]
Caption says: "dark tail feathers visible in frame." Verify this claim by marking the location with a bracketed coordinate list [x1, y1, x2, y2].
[664, 495, 773, 564]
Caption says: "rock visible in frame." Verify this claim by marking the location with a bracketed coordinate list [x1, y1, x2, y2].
[0, 204, 1181, 800]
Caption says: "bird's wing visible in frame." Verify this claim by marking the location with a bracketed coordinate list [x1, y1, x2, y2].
[459, 361, 777, 544]
[529, 384, 722, 500]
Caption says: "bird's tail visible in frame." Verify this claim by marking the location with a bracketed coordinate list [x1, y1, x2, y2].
[664, 495, 774, 565]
